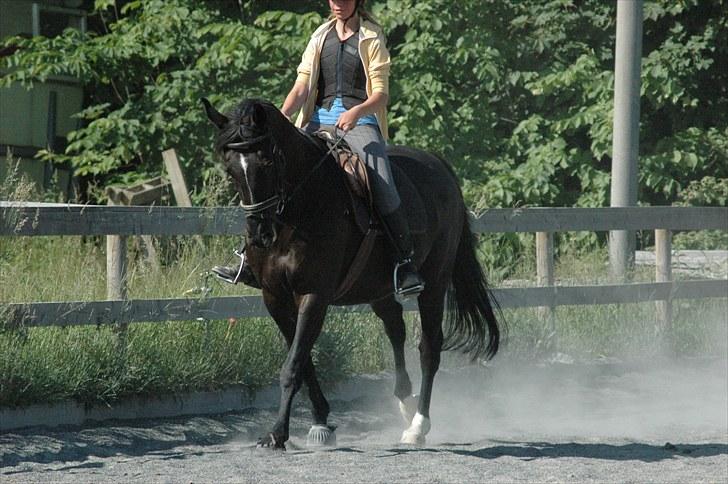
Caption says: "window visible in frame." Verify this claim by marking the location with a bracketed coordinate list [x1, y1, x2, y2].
[32, 3, 87, 38]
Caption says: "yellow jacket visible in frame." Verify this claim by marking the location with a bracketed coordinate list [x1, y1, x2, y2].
[294, 18, 391, 140]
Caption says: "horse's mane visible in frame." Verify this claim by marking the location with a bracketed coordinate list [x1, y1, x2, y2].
[215, 98, 319, 155]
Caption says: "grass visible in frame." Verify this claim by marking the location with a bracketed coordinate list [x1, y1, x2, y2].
[1, 232, 725, 408]
[0, 233, 396, 407]
[1, 168, 725, 407]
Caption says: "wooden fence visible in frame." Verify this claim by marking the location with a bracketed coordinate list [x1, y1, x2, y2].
[1, 203, 726, 332]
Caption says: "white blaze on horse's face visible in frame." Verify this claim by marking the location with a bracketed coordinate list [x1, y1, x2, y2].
[237, 152, 255, 202]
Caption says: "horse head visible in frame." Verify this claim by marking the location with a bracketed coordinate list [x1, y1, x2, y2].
[202, 98, 286, 249]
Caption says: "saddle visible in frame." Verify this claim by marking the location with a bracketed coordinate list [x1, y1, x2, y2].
[309, 129, 428, 302]
[310, 129, 427, 235]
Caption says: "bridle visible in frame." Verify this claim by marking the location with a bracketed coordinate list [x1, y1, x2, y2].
[225, 127, 348, 220]
[226, 131, 283, 216]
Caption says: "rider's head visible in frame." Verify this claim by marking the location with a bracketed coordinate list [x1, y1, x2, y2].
[329, 0, 375, 25]
[328, 0, 360, 22]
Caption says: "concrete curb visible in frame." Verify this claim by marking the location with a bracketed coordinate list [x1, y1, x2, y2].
[0, 373, 393, 432]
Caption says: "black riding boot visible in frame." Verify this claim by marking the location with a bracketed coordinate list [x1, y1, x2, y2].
[211, 248, 261, 288]
[381, 207, 425, 298]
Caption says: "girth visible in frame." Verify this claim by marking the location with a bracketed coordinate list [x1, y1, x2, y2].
[310, 128, 377, 302]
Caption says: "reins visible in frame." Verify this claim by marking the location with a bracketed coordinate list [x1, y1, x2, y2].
[281, 131, 348, 211]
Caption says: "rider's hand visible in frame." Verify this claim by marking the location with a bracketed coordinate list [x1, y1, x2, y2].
[336, 107, 361, 132]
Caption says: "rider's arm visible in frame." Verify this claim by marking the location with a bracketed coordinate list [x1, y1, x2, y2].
[281, 35, 318, 121]
[281, 81, 308, 121]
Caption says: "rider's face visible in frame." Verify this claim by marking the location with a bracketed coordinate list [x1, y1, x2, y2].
[329, 0, 357, 21]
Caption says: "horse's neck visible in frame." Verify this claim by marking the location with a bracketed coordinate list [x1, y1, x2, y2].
[277, 126, 332, 185]
[274, 124, 345, 223]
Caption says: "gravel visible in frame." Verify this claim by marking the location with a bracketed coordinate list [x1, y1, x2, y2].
[2, 358, 726, 483]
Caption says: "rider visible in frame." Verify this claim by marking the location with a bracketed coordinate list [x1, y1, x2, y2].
[213, 0, 424, 298]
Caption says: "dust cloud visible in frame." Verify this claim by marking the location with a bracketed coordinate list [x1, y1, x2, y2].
[418, 314, 728, 445]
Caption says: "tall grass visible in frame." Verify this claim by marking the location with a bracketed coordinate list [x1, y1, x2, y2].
[1, 166, 725, 407]
[1, 232, 725, 408]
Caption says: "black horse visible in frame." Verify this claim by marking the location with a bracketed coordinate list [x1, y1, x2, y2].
[203, 98, 500, 448]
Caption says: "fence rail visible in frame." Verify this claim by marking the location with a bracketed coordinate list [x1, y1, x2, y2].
[4, 280, 727, 328]
[1, 203, 727, 329]
[2, 203, 727, 235]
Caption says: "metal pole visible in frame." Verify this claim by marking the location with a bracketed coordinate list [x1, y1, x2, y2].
[609, 0, 643, 280]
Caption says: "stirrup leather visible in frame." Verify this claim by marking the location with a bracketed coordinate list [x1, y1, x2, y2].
[393, 258, 425, 299]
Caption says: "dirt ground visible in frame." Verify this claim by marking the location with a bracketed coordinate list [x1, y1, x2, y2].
[2, 357, 726, 483]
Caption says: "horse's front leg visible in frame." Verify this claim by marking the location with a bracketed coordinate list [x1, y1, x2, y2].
[263, 292, 333, 446]
[260, 293, 329, 450]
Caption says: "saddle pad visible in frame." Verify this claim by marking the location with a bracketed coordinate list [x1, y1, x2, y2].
[389, 162, 427, 234]
[344, 157, 427, 235]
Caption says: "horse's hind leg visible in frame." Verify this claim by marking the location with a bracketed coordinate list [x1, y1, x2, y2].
[371, 297, 414, 422]
[400, 287, 446, 446]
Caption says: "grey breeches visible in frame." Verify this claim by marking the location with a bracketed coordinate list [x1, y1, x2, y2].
[305, 123, 401, 215]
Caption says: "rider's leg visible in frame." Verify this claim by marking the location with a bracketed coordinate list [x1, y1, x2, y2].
[340, 124, 424, 297]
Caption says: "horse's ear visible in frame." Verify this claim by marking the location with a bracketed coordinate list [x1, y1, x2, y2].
[201, 98, 228, 129]
[252, 103, 267, 128]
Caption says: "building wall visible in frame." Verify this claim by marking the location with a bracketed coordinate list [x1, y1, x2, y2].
[0, 0, 85, 200]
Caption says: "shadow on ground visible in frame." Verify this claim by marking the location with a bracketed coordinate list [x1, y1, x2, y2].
[0, 398, 397, 470]
[378, 441, 728, 463]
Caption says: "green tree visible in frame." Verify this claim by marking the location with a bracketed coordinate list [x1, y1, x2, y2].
[2, 0, 324, 199]
[2, 0, 725, 250]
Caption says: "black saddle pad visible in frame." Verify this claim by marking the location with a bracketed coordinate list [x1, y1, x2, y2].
[347, 160, 427, 235]
[391, 162, 427, 234]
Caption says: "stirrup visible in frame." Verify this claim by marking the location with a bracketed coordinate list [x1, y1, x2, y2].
[213, 247, 247, 284]
[393, 258, 425, 301]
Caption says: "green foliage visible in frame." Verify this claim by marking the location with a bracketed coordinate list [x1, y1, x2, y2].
[673, 176, 728, 249]
[1, 0, 324, 200]
[1, 0, 725, 254]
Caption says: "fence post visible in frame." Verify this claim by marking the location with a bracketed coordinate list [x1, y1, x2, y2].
[536, 231, 556, 350]
[163, 148, 204, 248]
[655, 229, 672, 338]
[106, 207, 128, 301]
[106, 199, 129, 367]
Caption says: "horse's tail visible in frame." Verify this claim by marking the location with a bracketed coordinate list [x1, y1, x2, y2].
[443, 210, 502, 360]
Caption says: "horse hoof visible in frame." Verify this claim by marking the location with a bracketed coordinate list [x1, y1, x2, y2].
[400, 429, 426, 446]
[257, 433, 286, 450]
[398, 394, 419, 425]
[306, 425, 337, 447]
[399, 412, 430, 446]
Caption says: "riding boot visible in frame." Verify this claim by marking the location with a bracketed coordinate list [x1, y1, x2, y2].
[381, 207, 425, 298]
[211, 248, 261, 288]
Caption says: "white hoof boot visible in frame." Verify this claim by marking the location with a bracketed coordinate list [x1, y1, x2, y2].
[306, 425, 336, 448]
[398, 394, 419, 425]
[400, 412, 430, 446]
